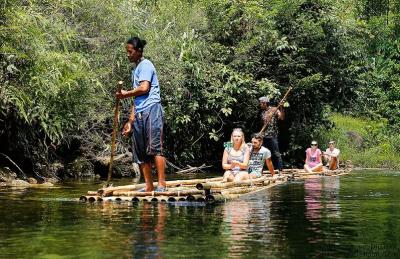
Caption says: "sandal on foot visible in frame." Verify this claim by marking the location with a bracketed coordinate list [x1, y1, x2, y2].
[154, 187, 167, 192]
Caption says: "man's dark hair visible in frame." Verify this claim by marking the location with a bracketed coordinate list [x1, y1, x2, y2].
[127, 36, 147, 52]
[251, 133, 263, 141]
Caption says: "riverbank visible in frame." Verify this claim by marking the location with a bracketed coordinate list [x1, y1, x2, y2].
[319, 114, 400, 169]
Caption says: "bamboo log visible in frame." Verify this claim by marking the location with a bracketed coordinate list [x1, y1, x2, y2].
[87, 191, 98, 195]
[158, 196, 169, 203]
[80, 196, 104, 202]
[166, 177, 223, 186]
[166, 196, 186, 202]
[196, 196, 206, 202]
[112, 189, 204, 197]
[220, 186, 259, 195]
[205, 193, 242, 203]
[167, 197, 176, 202]
[186, 194, 206, 202]
[186, 194, 196, 202]
[102, 197, 128, 202]
[98, 183, 147, 196]
[196, 176, 267, 190]
[88, 196, 97, 203]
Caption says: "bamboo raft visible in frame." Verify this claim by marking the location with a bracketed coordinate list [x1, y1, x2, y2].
[79, 168, 351, 204]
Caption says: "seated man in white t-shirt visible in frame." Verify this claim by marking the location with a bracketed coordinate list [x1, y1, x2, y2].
[323, 140, 340, 170]
[248, 133, 276, 179]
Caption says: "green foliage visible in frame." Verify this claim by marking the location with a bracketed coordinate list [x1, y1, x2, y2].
[0, 0, 141, 165]
[352, 1, 400, 129]
[1, 0, 400, 173]
[319, 114, 400, 169]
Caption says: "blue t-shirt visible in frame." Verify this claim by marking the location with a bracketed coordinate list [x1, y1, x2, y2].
[131, 59, 161, 113]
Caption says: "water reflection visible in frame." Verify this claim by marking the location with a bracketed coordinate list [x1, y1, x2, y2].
[130, 202, 166, 259]
[222, 192, 275, 258]
[304, 176, 341, 221]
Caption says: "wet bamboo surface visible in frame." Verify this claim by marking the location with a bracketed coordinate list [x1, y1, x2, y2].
[80, 168, 351, 204]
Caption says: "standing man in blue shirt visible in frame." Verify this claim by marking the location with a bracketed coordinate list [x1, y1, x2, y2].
[116, 36, 166, 192]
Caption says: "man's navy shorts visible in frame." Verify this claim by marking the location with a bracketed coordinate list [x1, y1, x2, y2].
[132, 102, 164, 164]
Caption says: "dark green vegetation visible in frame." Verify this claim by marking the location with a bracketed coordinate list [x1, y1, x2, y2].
[1, 0, 399, 177]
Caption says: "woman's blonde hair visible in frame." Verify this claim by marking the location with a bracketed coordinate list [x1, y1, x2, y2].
[230, 128, 246, 150]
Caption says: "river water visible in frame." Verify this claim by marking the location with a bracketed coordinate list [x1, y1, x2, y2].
[1, 170, 399, 258]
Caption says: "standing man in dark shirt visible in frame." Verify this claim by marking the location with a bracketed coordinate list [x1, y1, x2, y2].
[259, 96, 284, 171]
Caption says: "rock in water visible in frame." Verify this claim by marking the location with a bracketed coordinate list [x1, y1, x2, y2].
[28, 177, 38, 184]
[10, 179, 30, 187]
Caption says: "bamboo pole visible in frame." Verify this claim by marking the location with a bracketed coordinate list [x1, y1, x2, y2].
[107, 81, 124, 183]
[259, 86, 292, 135]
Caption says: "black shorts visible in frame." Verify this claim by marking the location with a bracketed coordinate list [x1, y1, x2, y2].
[131, 103, 164, 164]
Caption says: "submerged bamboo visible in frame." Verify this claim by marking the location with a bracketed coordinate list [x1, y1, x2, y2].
[80, 196, 103, 202]
[186, 194, 207, 202]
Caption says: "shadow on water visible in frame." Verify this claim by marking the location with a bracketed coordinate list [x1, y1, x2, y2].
[0, 171, 400, 258]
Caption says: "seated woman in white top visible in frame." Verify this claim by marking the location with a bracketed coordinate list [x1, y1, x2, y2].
[222, 128, 250, 182]
[323, 140, 340, 170]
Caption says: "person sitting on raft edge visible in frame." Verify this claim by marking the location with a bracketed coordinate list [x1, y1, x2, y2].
[222, 128, 250, 182]
[323, 140, 340, 170]
[304, 140, 323, 173]
[248, 133, 276, 179]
